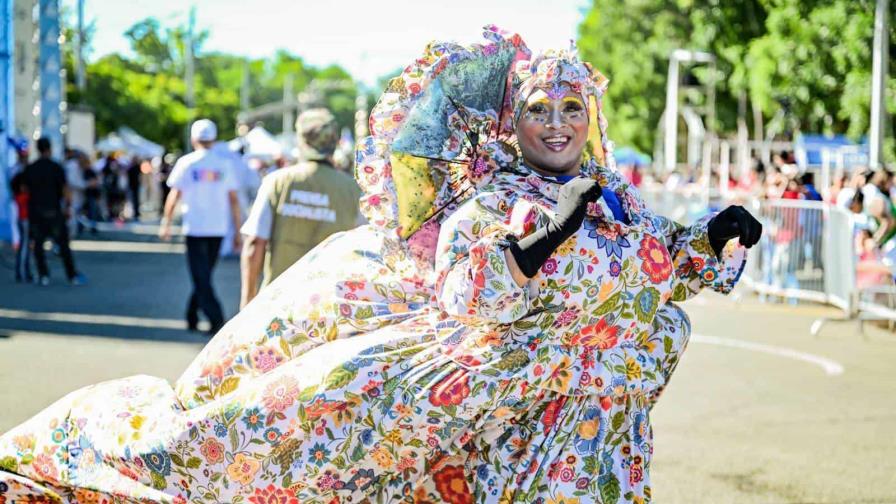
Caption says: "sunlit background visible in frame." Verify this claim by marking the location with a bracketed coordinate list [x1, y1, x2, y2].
[1, 1, 895, 502]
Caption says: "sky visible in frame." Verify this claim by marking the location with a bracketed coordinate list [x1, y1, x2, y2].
[74, 0, 591, 86]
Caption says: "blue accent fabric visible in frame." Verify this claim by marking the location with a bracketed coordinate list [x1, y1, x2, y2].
[601, 189, 629, 224]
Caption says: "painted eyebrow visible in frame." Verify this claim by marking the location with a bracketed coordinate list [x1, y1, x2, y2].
[526, 98, 551, 108]
[562, 97, 586, 107]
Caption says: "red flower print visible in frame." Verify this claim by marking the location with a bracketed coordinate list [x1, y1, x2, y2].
[630, 463, 644, 485]
[432, 464, 473, 504]
[32, 453, 59, 483]
[199, 438, 224, 464]
[541, 258, 558, 275]
[429, 369, 471, 407]
[248, 484, 299, 504]
[572, 317, 619, 350]
[637, 235, 672, 284]
[540, 397, 567, 430]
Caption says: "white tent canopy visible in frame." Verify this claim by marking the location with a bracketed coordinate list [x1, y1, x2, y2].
[95, 128, 164, 159]
[118, 127, 164, 158]
[228, 126, 284, 159]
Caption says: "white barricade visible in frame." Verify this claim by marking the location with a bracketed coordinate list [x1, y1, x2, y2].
[742, 199, 855, 314]
[640, 185, 883, 327]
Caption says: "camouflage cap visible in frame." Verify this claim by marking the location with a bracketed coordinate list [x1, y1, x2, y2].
[296, 108, 339, 161]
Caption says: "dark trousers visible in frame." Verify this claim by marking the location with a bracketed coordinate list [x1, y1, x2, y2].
[129, 187, 140, 220]
[15, 220, 33, 281]
[185, 236, 225, 331]
[31, 213, 77, 279]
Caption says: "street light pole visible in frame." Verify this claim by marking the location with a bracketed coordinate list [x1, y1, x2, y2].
[74, 0, 84, 91]
[184, 5, 195, 151]
[870, 0, 889, 169]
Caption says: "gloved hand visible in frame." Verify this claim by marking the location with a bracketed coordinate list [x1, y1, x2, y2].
[508, 177, 603, 278]
[707, 205, 763, 257]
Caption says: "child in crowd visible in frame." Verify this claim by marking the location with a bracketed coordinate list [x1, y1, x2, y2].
[10, 172, 33, 283]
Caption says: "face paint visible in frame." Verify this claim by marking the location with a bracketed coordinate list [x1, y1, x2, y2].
[511, 49, 613, 168]
[515, 84, 590, 177]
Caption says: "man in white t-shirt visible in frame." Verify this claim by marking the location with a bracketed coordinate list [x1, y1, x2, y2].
[159, 119, 242, 334]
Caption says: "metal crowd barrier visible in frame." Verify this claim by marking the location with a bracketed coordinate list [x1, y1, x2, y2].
[641, 183, 896, 333]
[742, 199, 855, 314]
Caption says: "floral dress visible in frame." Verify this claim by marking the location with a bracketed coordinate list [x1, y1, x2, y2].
[0, 159, 745, 504]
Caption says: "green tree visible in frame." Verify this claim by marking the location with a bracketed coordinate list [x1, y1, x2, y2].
[577, 0, 894, 155]
[63, 15, 362, 152]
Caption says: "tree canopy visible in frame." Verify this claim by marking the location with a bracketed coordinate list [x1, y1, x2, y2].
[64, 16, 361, 153]
[578, 0, 893, 156]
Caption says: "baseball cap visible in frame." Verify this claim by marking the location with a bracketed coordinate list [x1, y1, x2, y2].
[190, 119, 218, 142]
[296, 108, 339, 161]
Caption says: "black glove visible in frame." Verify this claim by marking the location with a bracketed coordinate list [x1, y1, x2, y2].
[508, 177, 603, 278]
[707, 205, 763, 257]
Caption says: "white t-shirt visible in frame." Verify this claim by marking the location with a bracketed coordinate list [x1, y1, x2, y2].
[167, 149, 239, 237]
[240, 176, 275, 240]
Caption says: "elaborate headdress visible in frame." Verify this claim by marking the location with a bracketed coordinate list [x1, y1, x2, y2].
[355, 28, 615, 255]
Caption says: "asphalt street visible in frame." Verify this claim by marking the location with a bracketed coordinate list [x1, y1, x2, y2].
[0, 225, 893, 503]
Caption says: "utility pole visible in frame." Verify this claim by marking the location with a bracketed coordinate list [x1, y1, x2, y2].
[38, 0, 62, 160]
[870, 0, 889, 169]
[663, 49, 715, 173]
[74, 0, 84, 91]
[184, 5, 195, 151]
[240, 58, 250, 112]
[1, 0, 13, 241]
[282, 73, 294, 136]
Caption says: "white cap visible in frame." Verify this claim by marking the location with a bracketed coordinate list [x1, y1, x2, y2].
[190, 119, 218, 142]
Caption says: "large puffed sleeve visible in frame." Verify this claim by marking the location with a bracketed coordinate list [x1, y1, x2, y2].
[434, 191, 536, 325]
[613, 175, 747, 302]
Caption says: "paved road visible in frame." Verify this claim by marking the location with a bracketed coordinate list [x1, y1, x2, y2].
[0, 226, 894, 503]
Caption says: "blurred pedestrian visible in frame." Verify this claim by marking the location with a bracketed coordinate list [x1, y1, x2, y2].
[239, 108, 361, 308]
[799, 173, 823, 201]
[101, 153, 125, 220]
[10, 171, 33, 283]
[80, 153, 101, 234]
[63, 148, 86, 236]
[159, 119, 242, 334]
[22, 137, 86, 286]
[127, 157, 143, 221]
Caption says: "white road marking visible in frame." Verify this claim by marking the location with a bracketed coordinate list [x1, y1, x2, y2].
[692, 333, 845, 376]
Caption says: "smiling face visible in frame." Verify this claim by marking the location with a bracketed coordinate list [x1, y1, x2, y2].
[515, 83, 589, 177]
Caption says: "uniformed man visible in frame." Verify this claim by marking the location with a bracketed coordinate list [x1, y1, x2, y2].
[239, 108, 361, 308]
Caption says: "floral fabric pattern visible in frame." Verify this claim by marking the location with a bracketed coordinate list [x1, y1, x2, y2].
[0, 159, 744, 503]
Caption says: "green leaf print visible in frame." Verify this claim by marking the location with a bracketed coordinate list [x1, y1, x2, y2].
[599, 472, 622, 504]
[351, 442, 366, 462]
[298, 385, 318, 402]
[672, 282, 688, 302]
[150, 471, 167, 490]
[611, 411, 625, 431]
[0, 456, 18, 472]
[219, 376, 241, 396]
[594, 292, 621, 316]
[493, 348, 531, 371]
[489, 253, 505, 274]
[664, 335, 673, 354]
[186, 456, 202, 469]
[582, 455, 598, 475]
[324, 365, 358, 390]
[633, 287, 660, 323]
[170, 454, 185, 467]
